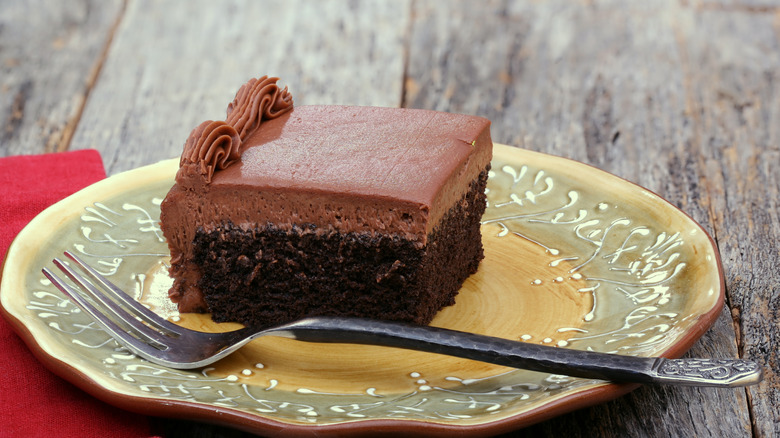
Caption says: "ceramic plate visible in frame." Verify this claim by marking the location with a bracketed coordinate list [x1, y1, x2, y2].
[0, 144, 724, 437]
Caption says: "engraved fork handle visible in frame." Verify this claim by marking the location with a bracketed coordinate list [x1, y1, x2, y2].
[278, 317, 763, 387]
[648, 357, 762, 386]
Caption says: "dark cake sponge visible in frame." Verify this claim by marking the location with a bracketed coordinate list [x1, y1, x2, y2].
[193, 168, 489, 327]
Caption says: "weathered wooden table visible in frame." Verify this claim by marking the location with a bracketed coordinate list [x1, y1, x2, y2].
[2, 1, 778, 436]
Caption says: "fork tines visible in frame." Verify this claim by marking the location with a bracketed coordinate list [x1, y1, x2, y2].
[42, 251, 180, 359]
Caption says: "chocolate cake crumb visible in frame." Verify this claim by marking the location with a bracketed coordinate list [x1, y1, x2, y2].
[192, 168, 488, 327]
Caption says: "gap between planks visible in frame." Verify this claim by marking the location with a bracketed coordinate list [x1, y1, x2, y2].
[55, 0, 128, 153]
[399, 0, 417, 108]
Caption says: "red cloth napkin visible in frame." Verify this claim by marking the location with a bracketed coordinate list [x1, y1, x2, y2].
[0, 150, 156, 437]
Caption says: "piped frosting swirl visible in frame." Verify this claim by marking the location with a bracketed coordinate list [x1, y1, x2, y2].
[177, 76, 293, 185]
[179, 121, 240, 183]
[227, 76, 293, 138]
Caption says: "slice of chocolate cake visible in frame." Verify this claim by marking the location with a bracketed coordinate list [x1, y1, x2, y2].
[160, 75, 492, 327]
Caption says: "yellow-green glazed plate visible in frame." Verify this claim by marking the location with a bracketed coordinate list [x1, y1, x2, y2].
[0, 144, 724, 437]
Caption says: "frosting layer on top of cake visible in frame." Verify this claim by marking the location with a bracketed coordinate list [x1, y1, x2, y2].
[164, 105, 491, 245]
[227, 105, 490, 232]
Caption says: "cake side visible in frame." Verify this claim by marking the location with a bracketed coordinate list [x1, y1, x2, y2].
[191, 167, 489, 327]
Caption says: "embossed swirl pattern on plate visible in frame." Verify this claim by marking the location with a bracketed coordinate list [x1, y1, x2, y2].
[26, 156, 710, 425]
[483, 159, 702, 357]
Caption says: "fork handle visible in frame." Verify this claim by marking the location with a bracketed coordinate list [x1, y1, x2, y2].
[279, 317, 762, 387]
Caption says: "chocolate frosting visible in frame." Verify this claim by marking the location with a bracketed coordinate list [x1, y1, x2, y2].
[179, 121, 240, 184]
[227, 76, 293, 138]
[177, 76, 293, 184]
[165, 105, 492, 246]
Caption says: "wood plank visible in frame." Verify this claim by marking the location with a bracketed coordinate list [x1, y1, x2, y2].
[0, 0, 123, 156]
[673, 5, 780, 437]
[69, 0, 411, 175]
[406, 0, 761, 436]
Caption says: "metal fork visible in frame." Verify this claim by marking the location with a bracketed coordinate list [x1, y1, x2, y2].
[42, 251, 762, 387]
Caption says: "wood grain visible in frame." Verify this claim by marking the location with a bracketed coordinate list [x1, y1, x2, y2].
[0, 0, 124, 157]
[676, 6, 780, 438]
